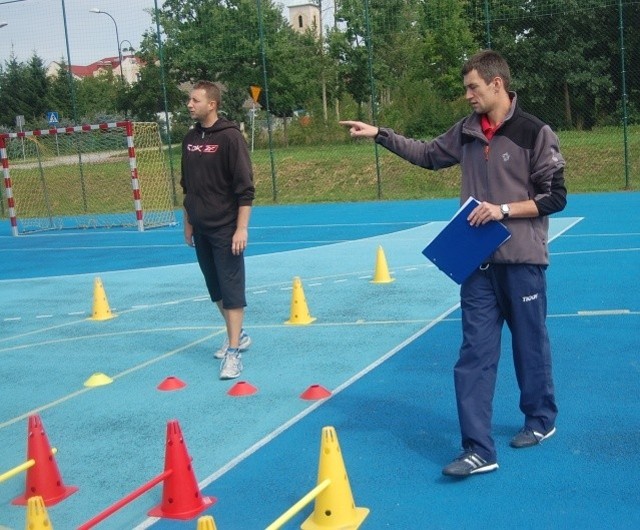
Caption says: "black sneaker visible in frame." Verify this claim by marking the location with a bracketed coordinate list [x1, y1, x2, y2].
[442, 451, 498, 477]
[510, 426, 556, 448]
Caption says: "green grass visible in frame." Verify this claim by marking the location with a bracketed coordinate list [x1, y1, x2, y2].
[245, 125, 638, 204]
[3, 153, 174, 220]
[557, 126, 638, 192]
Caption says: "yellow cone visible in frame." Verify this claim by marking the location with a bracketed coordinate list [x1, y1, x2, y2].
[25, 495, 53, 530]
[196, 515, 217, 530]
[285, 277, 316, 325]
[301, 426, 369, 530]
[371, 245, 395, 284]
[89, 277, 117, 321]
[83, 372, 113, 388]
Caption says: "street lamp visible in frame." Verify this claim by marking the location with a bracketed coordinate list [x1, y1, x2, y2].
[120, 39, 135, 53]
[119, 40, 136, 83]
[89, 8, 124, 85]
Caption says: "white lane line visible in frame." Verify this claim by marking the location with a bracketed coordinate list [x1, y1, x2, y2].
[131, 300, 462, 530]
[0, 333, 218, 430]
[577, 309, 631, 316]
[552, 247, 640, 256]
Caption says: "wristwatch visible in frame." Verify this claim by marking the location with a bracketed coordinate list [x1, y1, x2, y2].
[500, 203, 510, 219]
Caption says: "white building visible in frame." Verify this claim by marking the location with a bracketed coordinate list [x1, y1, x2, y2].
[46, 55, 141, 84]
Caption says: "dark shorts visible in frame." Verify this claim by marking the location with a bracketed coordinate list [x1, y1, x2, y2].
[193, 226, 246, 310]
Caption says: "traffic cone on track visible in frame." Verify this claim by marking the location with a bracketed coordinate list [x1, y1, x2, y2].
[148, 420, 216, 519]
[89, 277, 117, 321]
[301, 426, 369, 529]
[285, 276, 317, 325]
[197, 515, 218, 530]
[371, 245, 395, 284]
[12, 415, 77, 506]
[24, 496, 54, 529]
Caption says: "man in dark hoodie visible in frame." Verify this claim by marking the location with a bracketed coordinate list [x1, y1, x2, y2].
[181, 80, 255, 380]
[341, 50, 566, 477]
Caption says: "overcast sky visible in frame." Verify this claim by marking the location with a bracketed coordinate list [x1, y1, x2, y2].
[0, 0, 313, 67]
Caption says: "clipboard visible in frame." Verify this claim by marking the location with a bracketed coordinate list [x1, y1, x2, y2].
[422, 197, 511, 284]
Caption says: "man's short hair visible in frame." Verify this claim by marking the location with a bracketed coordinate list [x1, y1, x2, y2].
[193, 80, 222, 106]
[462, 50, 511, 92]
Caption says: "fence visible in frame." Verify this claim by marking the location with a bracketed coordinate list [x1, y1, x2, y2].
[0, 0, 637, 216]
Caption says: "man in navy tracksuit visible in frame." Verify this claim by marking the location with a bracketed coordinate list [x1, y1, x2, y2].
[182, 81, 255, 380]
[341, 50, 566, 477]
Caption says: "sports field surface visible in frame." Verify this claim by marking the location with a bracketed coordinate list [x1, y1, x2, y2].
[1, 192, 638, 529]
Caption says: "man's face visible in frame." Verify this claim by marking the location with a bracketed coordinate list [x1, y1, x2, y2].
[463, 69, 499, 115]
[187, 88, 215, 122]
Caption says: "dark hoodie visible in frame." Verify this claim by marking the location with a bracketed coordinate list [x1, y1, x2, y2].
[181, 117, 255, 232]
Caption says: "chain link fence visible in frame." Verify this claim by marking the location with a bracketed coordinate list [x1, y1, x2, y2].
[1, 0, 637, 214]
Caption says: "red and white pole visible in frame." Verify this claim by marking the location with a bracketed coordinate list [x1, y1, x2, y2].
[0, 135, 19, 236]
[125, 121, 144, 231]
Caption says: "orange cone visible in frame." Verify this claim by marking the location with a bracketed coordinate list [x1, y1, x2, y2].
[227, 381, 258, 397]
[148, 420, 216, 519]
[157, 376, 187, 391]
[300, 384, 332, 400]
[12, 415, 78, 506]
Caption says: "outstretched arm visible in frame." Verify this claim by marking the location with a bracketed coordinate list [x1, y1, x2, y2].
[339, 120, 379, 139]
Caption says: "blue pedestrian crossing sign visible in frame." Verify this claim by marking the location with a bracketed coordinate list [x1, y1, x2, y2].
[47, 111, 59, 125]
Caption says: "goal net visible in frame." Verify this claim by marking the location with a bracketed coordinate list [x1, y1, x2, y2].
[1, 121, 177, 235]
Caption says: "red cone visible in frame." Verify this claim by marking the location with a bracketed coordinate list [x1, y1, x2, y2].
[12, 415, 78, 506]
[157, 376, 187, 391]
[227, 381, 258, 397]
[148, 420, 216, 519]
[300, 384, 332, 400]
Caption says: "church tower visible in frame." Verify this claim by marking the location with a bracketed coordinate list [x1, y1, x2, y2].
[288, 3, 321, 38]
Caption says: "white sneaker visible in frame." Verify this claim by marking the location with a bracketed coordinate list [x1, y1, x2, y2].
[214, 330, 252, 359]
[219, 349, 243, 380]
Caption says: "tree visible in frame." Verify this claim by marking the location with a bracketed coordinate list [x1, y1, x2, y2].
[24, 54, 51, 125]
[259, 26, 322, 144]
[126, 31, 185, 123]
[418, 0, 478, 101]
[46, 59, 77, 125]
[332, 0, 476, 132]
[75, 72, 120, 121]
[156, 0, 320, 129]
[469, 0, 618, 129]
[0, 53, 31, 127]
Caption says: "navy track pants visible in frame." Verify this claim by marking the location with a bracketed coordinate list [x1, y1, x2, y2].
[455, 263, 558, 461]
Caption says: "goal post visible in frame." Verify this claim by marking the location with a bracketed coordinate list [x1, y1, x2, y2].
[0, 121, 177, 236]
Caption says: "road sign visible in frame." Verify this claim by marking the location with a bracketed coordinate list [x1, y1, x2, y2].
[249, 85, 261, 103]
[47, 111, 59, 125]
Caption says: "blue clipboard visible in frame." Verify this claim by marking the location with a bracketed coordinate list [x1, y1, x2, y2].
[422, 197, 511, 284]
